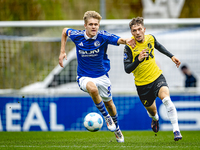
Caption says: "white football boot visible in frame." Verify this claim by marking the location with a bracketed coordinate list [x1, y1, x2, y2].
[114, 128, 124, 143]
[104, 115, 116, 132]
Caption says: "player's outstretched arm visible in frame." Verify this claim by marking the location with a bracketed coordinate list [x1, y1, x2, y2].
[59, 28, 68, 68]
[117, 38, 136, 48]
[171, 56, 181, 68]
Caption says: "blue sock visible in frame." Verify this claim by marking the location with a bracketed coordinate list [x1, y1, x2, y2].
[95, 101, 108, 117]
[111, 113, 119, 129]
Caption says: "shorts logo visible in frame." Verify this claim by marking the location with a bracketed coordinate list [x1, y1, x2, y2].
[94, 41, 100, 47]
[157, 81, 164, 87]
[142, 100, 149, 106]
[107, 86, 111, 97]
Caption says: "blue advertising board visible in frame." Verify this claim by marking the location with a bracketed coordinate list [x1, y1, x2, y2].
[0, 95, 199, 131]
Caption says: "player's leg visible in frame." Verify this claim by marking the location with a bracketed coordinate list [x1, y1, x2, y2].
[86, 81, 102, 104]
[145, 101, 159, 133]
[104, 99, 116, 113]
[136, 83, 159, 133]
[86, 81, 116, 131]
[104, 99, 124, 142]
[104, 99, 119, 128]
[145, 101, 159, 120]
[86, 81, 108, 117]
[158, 86, 182, 141]
[77, 77, 115, 131]
[98, 75, 124, 142]
[96, 75, 117, 128]
[104, 99, 120, 130]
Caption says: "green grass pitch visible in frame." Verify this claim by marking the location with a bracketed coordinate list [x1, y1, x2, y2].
[0, 131, 199, 150]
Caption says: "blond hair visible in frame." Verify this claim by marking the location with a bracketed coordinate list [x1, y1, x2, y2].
[129, 17, 144, 29]
[83, 11, 102, 24]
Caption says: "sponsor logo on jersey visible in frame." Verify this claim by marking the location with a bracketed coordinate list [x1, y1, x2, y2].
[79, 49, 100, 57]
[134, 49, 138, 52]
[94, 41, 100, 47]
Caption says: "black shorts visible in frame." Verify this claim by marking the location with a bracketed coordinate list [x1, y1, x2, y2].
[136, 74, 168, 107]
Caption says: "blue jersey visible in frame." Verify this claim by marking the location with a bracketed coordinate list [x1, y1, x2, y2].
[66, 29, 120, 78]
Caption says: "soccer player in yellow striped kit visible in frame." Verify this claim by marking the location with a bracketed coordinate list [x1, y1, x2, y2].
[124, 17, 182, 141]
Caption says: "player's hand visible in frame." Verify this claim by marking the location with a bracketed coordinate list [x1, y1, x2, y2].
[126, 38, 136, 48]
[59, 52, 67, 68]
[138, 49, 148, 61]
[171, 56, 181, 68]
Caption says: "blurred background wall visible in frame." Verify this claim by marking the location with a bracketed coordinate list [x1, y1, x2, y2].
[1, 0, 200, 21]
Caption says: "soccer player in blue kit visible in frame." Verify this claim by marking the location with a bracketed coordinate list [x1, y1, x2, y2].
[59, 11, 135, 143]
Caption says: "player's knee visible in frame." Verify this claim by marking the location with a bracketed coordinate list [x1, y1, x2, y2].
[86, 82, 98, 95]
[160, 94, 170, 101]
[88, 86, 98, 96]
[158, 86, 170, 100]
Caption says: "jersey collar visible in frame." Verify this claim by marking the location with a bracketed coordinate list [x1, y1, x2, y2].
[84, 30, 98, 40]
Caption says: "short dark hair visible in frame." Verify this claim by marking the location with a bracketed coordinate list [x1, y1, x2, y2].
[181, 65, 188, 70]
[129, 17, 144, 29]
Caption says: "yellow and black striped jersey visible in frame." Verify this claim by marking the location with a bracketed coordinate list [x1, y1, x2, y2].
[124, 34, 173, 86]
